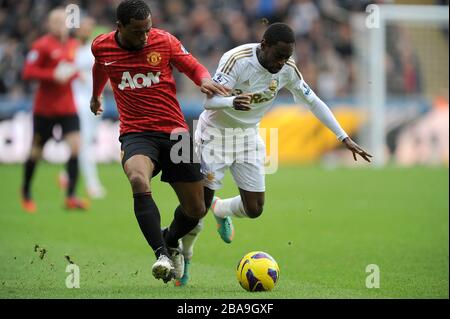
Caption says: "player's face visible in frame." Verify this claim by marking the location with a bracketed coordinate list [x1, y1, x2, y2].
[118, 15, 152, 50]
[47, 9, 69, 40]
[261, 41, 294, 74]
[76, 17, 95, 42]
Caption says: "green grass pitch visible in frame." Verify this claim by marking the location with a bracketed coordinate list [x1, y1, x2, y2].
[0, 163, 448, 298]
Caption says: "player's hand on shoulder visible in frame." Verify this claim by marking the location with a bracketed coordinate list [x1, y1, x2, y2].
[342, 137, 372, 162]
[233, 93, 252, 111]
[90, 95, 104, 116]
[200, 78, 230, 98]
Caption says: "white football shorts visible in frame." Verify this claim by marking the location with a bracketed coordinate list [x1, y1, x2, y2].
[194, 120, 266, 192]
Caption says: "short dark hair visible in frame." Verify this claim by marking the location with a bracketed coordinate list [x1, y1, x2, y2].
[117, 0, 151, 26]
[263, 23, 295, 46]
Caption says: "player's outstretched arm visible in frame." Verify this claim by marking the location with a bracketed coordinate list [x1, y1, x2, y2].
[168, 33, 229, 98]
[200, 78, 230, 98]
[203, 93, 252, 111]
[286, 61, 372, 163]
[342, 137, 373, 162]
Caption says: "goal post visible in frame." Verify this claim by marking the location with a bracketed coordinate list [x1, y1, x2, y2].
[351, 4, 449, 167]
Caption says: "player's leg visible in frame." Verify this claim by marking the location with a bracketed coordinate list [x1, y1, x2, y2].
[21, 115, 52, 213]
[211, 140, 266, 219]
[174, 186, 214, 287]
[210, 132, 266, 244]
[182, 159, 234, 249]
[22, 137, 43, 205]
[161, 131, 206, 248]
[197, 127, 235, 243]
[121, 132, 178, 282]
[174, 214, 204, 287]
[174, 127, 228, 285]
[160, 129, 207, 279]
[62, 115, 87, 209]
[165, 180, 206, 249]
[211, 190, 265, 218]
[123, 154, 174, 282]
[164, 180, 206, 280]
[78, 104, 105, 199]
[211, 173, 266, 218]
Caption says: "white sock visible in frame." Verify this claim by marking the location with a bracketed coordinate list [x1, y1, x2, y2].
[213, 196, 247, 218]
[181, 218, 204, 260]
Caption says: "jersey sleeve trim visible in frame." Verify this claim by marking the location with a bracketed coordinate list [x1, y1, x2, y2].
[286, 59, 304, 81]
[220, 48, 253, 74]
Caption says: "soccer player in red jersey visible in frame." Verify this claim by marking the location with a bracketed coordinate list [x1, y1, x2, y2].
[21, 8, 88, 213]
[90, 0, 229, 283]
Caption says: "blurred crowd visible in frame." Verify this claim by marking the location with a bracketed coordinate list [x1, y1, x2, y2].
[0, 0, 436, 100]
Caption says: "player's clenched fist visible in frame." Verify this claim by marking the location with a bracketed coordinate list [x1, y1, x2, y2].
[90, 95, 104, 116]
[233, 93, 252, 111]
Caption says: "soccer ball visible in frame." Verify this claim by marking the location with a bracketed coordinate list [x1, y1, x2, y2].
[236, 251, 280, 292]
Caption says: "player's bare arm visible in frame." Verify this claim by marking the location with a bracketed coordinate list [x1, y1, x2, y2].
[342, 137, 373, 162]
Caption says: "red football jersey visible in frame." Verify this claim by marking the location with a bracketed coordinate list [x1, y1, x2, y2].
[91, 28, 210, 135]
[23, 34, 79, 116]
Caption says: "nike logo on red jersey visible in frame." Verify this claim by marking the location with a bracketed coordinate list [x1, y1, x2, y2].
[105, 60, 117, 66]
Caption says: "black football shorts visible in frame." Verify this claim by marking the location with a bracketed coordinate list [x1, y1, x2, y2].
[33, 114, 80, 146]
[119, 131, 202, 183]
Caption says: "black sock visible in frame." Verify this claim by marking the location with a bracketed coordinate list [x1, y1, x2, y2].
[133, 192, 168, 258]
[23, 159, 37, 199]
[165, 206, 200, 248]
[66, 157, 78, 197]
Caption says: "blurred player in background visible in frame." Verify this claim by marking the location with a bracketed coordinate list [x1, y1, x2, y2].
[90, 0, 228, 283]
[72, 15, 107, 199]
[21, 8, 87, 213]
[176, 22, 372, 286]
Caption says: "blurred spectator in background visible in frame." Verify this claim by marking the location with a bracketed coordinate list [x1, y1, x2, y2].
[20, 8, 87, 213]
[72, 15, 107, 199]
[0, 0, 426, 103]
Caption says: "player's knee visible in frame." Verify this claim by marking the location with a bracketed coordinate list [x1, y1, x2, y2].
[69, 146, 80, 157]
[128, 172, 149, 193]
[183, 202, 207, 219]
[65, 133, 81, 155]
[30, 150, 42, 160]
[30, 144, 43, 160]
[244, 202, 264, 219]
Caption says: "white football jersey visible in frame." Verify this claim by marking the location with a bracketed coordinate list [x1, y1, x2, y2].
[72, 42, 94, 110]
[200, 43, 316, 130]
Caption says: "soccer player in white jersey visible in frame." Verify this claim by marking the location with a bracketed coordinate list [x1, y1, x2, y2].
[73, 16, 107, 198]
[175, 23, 372, 286]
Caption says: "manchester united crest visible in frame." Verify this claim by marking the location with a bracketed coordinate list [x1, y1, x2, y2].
[147, 52, 161, 66]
